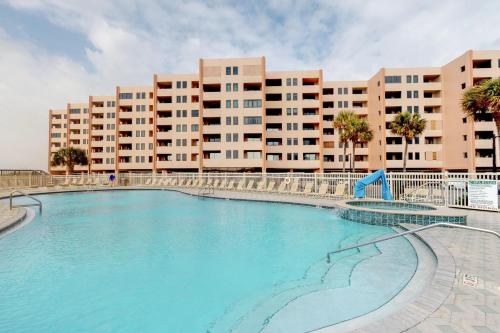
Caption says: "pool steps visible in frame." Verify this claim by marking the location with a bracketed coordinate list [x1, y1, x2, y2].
[208, 230, 390, 332]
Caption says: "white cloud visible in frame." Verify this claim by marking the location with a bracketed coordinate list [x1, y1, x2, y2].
[0, 0, 499, 170]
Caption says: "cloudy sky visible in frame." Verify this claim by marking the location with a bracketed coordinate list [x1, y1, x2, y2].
[1, 0, 499, 170]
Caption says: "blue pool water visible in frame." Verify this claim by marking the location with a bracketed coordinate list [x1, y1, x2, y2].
[0, 191, 417, 332]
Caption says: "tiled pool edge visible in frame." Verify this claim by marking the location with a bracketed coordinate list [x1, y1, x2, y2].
[347, 226, 456, 333]
[335, 199, 467, 226]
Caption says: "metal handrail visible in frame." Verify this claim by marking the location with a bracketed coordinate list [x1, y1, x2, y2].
[198, 184, 215, 196]
[326, 223, 500, 263]
[9, 190, 42, 214]
[403, 181, 446, 205]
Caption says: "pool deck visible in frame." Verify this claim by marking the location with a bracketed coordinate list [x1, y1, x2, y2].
[0, 186, 499, 332]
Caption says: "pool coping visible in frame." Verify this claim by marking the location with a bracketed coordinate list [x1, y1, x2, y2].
[0, 187, 457, 332]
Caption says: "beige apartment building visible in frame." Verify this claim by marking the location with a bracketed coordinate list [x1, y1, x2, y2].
[48, 50, 500, 174]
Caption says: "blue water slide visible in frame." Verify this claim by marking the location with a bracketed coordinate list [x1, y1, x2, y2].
[354, 170, 393, 200]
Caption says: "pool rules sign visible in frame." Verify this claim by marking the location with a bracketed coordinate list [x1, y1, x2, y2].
[468, 180, 498, 210]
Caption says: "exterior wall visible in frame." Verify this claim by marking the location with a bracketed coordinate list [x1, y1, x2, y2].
[47, 50, 500, 174]
[323, 80, 369, 171]
[265, 70, 323, 172]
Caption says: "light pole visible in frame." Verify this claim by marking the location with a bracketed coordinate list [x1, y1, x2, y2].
[493, 135, 500, 173]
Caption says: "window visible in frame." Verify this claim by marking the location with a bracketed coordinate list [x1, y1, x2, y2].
[226, 83, 231, 92]
[286, 93, 291, 101]
[246, 151, 261, 159]
[343, 101, 348, 108]
[244, 116, 262, 125]
[338, 88, 342, 95]
[191, 124, 198, 132]
[243, 99, 262, 108]
[413, 75, 418, 83]
[232, 133, 238, 142]
[232, 150, 238, 159]
[464, 152, 468, 158]
[233, 116, 238, 125]
[232, 66, 238, 75]
[226, 67, 231, 75]
[233, 100, 238, 108]
[413, 90, 418, 98]
[414, 106, 419, 113]
[384, 76, 401, 83]
[119, 93, 133, 99]
[286, 78, 292, 86]
[226, 133, 232, 142]
[460, 65, 465, 72]
[266, 154, 280, 161]
[226, 150, 232, 159]
[293, 93, 298, 100]
[407, 91, 412, 98]
[69, 108, 80, 114]
[226, 117, 231, 125]
[286, 123, 298, 131]
[226, 100, 231, 108]
[463, 135, 467, 141]
[461, 83, 466, 89]
[233, 83, 238, 91]
[462, 117, 467, 123]
[338, 101, 343, 108]
[191, 110, 199, 117]
[343, 87, 347, 94]
[287, 153, 298, 160]
[406, 75, 411, 83]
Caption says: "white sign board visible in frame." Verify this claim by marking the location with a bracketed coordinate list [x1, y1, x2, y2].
[468, 180, 498, 210]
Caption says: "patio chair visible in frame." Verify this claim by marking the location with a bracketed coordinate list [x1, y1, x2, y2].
[256, 180, 265, 191]
[316, 182, 329, 197]
[144, 178, 152, 186]
[218, 179, 227, 189]
[225, 180, 235, 190]
[246, 180, 255, 191]
[213, 179, 220, 188]
[277, 181, 287, 193]
[289, 182, 300, 195]
[266, 181, 275, 192]
[332, 183, 347, 199]
[302, 182, 314, 195]
[237, 179, 246, 191]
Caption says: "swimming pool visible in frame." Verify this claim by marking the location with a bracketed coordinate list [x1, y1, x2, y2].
[0, 190, 417, 332]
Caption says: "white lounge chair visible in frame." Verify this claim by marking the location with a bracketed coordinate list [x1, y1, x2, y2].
[277, 181, 287, 193]
[316, 182, 329, 197]
[218, 179, 227, 189]
[185, 179, 193, 187]
[145, 178, 152, 186]
[302, 182, 313, 195]
[237, 179, 245, 191]
[246, 180, 255, 191]
[289, 182, 300, 195]
[213, 179, 220, 188]
[225, 180, 235, 190]
[178, 179, 186, 187]
[332, 183, 347, 199]
[197, 179, 205, 188]
[266, 181, 275, 192]
[255, 180, 265, 191]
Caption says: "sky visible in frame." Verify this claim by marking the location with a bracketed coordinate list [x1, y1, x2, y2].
[0, 0, 499, 170]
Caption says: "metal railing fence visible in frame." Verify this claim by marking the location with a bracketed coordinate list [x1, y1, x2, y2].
[1, 172, 498, 211]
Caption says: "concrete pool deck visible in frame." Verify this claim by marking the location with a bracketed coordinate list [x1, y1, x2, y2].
[0, 186, 498, 332]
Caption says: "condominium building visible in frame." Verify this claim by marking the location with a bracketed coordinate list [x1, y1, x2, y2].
[48, 50, 500, 174]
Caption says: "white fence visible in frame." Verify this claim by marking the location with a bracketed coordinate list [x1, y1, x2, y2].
[1, 172, 498, 211]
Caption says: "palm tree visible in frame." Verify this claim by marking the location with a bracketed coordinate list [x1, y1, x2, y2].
[349, 118, 373, 172]
[51, 147, 88, 175]
[462, 77, 500, 134]
[389, 111, 426, 172]
[333, 111, 356, 172]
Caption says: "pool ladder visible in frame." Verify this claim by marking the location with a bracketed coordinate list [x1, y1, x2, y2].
[326, 223, 500, 263]
[9, 190, 42, 214]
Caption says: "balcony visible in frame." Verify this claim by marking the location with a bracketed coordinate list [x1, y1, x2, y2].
[202, 125, 222, 134]
[475, 139, 493, 149]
